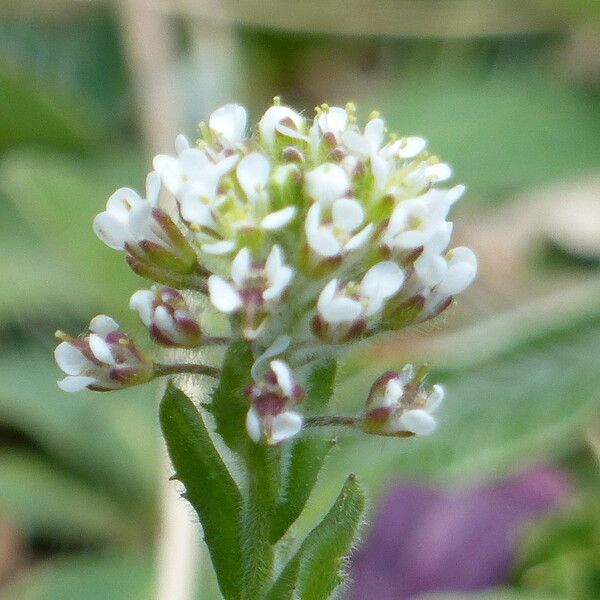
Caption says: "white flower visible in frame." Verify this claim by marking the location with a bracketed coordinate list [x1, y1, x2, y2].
[130, 286, 202, 348]
[342, 117, 385, 158]
[314, 262, 404, 341]
[305, 163, 350, 207]
[380, 186, 464, 254]
[364, 365, 444, 436]
[208, 246, 294, 339]
[259, 105, 305, 147]
[209, 103, 247, 145]
[305, 199, 373, 258]
[317, 106, 348, 139]
[93, 172, 160, 250]
[245, 360, 304, 444]
[55, 315, 153, 392]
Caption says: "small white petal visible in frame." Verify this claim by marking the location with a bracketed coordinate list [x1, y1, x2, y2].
[342, 130, 370, 155]
[426, 163, 452, 182]
[128, 202, 155, 242]
[259, 106, 303, 147]
[307, 228, 342, 257]
[427, 384, 445, 412]
[318, 106, 347, 134]
[106, 187, 143, 220]
[88, 334, 116, 365]
[208, 275, 242, 313]
[237, 153, 270, 200]
[180, 194, 216, 228]
[437, 247, 477, 295]
[321, 297, 363, 324]
[269, 411, 303, 444]
[89, 315, 119, 336]
[145, 171, 161, 206]
[201, 240, 236, 255]
[261, 206, 296, 230]
[384, 378, 404, 406]
[54, 342, 90, 375]
[447, 184, 466, 204]
[415, 254, 447, 288]
[129, 290, 156, 327]
[361, 261, 404, 299]
[264, 245, 283, 278]
[245, 407, 262, 442]
[390, 230, 426, 250]
[209, 103, 247, 143]
[92, 212, 130, 250]
[270, 360, 294, 397]
[397, 136, 427, 159]
[345, 223, 374, 251]
[332, 198, 364, 231]
[58, 375, 98, 392]
[275, 123, 308, 141]
[152, 155, 183, 195]
[399, 409, 437, 435]
[175, 134, 190, 154]
[154, 305, 182, 343]
[317, 280, 338, 314]
[231, 247, 251, 287]
[263, 266, 293, 302]
[364, 118, 385, 154]
[305, 163, 349, 206]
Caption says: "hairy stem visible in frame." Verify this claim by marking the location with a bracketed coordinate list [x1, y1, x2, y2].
[304, 415, 361, 428]
[154, 363, 221, 379]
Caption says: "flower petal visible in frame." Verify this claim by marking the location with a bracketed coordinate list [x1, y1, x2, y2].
[237, 152, 270, 201]
[269, 411, 303, 444]
[332, 198, 364, 231]
[209, 103, 247, 143]
[345, 223, 374, 251]
[427, 384, 445, 412]
[270, 360, 294, 396]
[58, 375, 98, 392]
[259, 105, 303, 147]
[129, 290, 155, 327]
[92, 212, 130, 250]
[321, 296, 363, 324]
[361, 261, 404, 300]
[245, 407, 262, 442]
[231, 247, 251, 287]
[305, 163, 349, 206]
[88, 334, 116, 365]
[202, 240, 236, 255]
[54, 342, 91, 375]
[208, 275, 242, 313]
[261, 206, 296, 230]
[398, 409, 437, 435]
[89, 315, 119, 336]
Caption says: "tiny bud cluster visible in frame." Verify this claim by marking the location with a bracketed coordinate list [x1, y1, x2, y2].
[54, 99, 476, 445]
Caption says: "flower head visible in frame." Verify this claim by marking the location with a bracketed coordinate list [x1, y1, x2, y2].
[245, 360, 304, 445]
[130, 286, 202, 348]
[54, 315, 154, 392]
[362, 365, 444, 436]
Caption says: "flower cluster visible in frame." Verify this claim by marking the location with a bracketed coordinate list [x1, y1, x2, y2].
[54, 99, 477, 444]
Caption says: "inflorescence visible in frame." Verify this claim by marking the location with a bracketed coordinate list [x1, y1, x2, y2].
[55, 99, 477, 444]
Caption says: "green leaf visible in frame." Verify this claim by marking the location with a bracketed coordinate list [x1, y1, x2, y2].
[159, 383, 243, 600]
[0, 450, 137, 544]
[271, 359, 338, 543]
[267, 474, 365, 600]
[207, 340, 254, 455]
[2, 554, 153, 600]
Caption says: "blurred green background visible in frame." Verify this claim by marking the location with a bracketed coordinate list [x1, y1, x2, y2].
[0, 1, 599, 598]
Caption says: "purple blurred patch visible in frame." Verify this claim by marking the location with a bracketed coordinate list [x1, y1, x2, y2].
[348, 467, 571, 600]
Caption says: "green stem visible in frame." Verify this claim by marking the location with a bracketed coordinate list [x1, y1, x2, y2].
[153, 362, 221, 379]
[241, 444, 280, 599]
[304, 415, 361, 428]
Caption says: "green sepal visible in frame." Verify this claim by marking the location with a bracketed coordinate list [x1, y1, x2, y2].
[266, 474, 366, 600]
[270, 358, 338, 543]
[159, 383, 243, 600]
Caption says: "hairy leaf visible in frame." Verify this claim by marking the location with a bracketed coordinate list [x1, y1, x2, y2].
[267, 474, 365, 600]
[160, 383, 242, 600]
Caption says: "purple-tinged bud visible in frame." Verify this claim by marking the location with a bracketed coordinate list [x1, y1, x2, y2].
[244, 360, 304, 445]
[54, 315, 154, 392]
[130, 286, 202, 348]
[362, 364, 444, 437]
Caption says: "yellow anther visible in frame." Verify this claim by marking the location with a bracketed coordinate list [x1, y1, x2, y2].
[273, 96, 281, 106]
[368, 110, 380, 121]
[55, 330, 68, 341]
